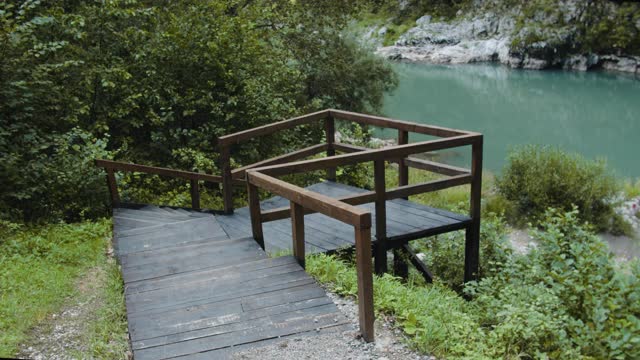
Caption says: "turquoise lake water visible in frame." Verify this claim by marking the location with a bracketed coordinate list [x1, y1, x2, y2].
[380, 63, 640, 178]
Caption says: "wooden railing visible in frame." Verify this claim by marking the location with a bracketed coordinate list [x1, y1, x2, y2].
[94, 159, 243, 211]
[241, 116, 483, 343]
[217, 109, 475, 214]
[245, 132, 482, 269]
[97, 109, 483, 344]
[246, 170, 375, 342]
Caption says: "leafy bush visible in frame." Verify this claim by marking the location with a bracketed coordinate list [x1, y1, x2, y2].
[1, 128, 112, 222]
[467, 208, 640, 359]
[414, 211, 512, 291]
[0, 0, 396, 222]
[497, 145, 621, 232]
[309, 208, 640, 359]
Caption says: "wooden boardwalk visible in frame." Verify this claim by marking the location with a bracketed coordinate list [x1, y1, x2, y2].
[114, 205, 351, 360]
[112, 181, 470, 359]
[217, 181, 470, 254]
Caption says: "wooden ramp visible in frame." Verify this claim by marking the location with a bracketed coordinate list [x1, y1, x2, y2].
[217, 181, 470, 255]
[113, 205, 351, 360]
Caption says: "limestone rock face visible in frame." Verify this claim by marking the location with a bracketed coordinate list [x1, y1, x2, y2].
[368, 2, 639, 75]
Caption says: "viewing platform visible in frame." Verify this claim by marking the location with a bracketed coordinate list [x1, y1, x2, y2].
[97, 109, 483, 359]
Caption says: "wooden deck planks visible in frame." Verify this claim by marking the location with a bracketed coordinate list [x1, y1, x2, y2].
[217, 181, 470, 254]
[113, 181, 469, 359]
[113, 205, 351, 359]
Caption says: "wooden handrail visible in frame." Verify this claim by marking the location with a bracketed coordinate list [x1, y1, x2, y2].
[95, 159, 244, 185]
[251, 134, 480, 177]
[232, 143, 328, 179]
[95, 159, 244, 211]
[328, 109, 474, 138]
[217, 109, 476, 214]
[246, 170, 374, 342]
[258, 175, 471, 223]
[247, 171, 371, 228]
[217, 110, 329, 147]
[332, 142, 470, 176]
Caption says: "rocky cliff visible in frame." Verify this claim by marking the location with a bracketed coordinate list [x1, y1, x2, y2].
[363, 1, 640, 74]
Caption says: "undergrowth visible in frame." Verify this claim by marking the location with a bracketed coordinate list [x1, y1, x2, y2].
[0, 220, 128, 358]
[307, 209, 640, 359]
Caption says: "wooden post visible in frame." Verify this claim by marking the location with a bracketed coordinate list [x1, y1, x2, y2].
[394, 130, 409, 277]
[290, 201, 305, 268]
[397, 130, 409, 195]
[464, 136, 483, 283]
[105, 168, 120, 207]
[393, 246, 409, 278]
[355, 224, 374, 342]
[373, 159, 387, 274]
[190, 179, 200, 210]
[220, 145, 234, 214]
[325, 116, 336, 182]
[247, 182, 265, 250]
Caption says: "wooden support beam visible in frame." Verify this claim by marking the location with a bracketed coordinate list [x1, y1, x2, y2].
[291, 201, 305, 268]
[374, 159, 387, 274]
[231, 144, 328, 179]
[403, 157, 470, 176]
[190, 179, 200, 210]
[332, 142, 369, 153]
[354, 224, 374, 342]
[397, 130, 409, 199]
[105, 168, 120, 206]
[403, 244, 433, 283]
[393, 248, 409, 278]
[220, 146, 234, 214]
[385, 174, 473, 200]
[261, 190, 376, 222]
[464, 137, 483, 284]
[386, 221, 471, 247]
[247, 182, 264, 250]
[325, 116, 336, 181]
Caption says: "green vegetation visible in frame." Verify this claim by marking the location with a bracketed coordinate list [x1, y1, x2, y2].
[625, 179, 640, 199]
[357, 0, 472, 45]
[308, 209, 640, 359]
[497, 145, 624, 233]
[308, 253, 484, 356]
[0, 220, 127, 358]
[80, 259, 128, 359]
[0, 0, 396, 222]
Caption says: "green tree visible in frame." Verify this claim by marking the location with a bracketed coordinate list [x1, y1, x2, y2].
[0, 0, 397, 222]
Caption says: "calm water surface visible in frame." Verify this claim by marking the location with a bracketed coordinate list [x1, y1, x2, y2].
[380, 63, 640, 178]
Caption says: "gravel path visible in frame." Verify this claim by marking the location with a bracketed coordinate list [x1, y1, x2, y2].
[17, 267, 108, 360]
[232, 290, 434, 360]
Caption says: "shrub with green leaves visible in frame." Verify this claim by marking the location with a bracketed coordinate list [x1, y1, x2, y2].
[497, 145, 621, 232]
[308, 208, 640, 359]
[467, 208, 640, 359]
[414, 212, 512, 291]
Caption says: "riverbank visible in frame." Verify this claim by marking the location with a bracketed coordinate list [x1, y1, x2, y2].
[360, 1, 640, 75]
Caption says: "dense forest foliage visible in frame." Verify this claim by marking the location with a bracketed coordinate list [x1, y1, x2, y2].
[0, 0, 397, 222]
